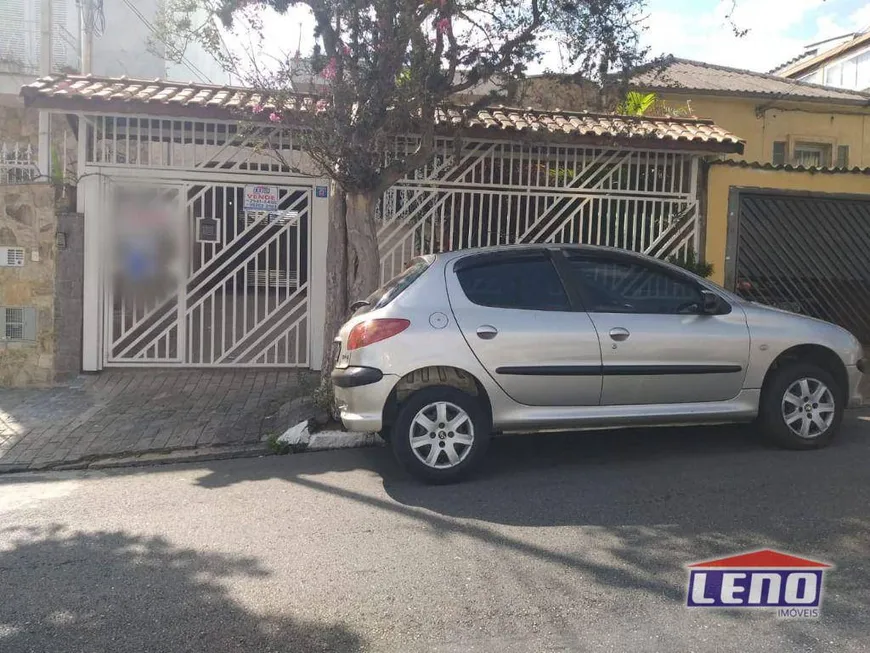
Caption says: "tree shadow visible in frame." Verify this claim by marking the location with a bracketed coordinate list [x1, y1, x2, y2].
[0, 525, 365, 652]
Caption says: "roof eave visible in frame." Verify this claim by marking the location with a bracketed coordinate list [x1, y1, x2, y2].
[635, 85, 870, 107]
[22, 92, 745, 155]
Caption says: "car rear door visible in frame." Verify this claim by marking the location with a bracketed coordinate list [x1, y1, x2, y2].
[445, 249, 603, 407]
[556, 249, 750, 405]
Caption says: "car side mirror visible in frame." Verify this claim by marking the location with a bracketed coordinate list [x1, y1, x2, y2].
[700, 290, 720, 315]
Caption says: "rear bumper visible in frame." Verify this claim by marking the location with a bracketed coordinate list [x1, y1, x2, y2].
[847, 364, 865, 408]
[333, 372, 398, 432]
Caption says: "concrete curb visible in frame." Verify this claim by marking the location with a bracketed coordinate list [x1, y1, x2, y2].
[0, 432, 384, 476]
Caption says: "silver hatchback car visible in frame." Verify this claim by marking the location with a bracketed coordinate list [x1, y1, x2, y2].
[332, 245, 867, 483]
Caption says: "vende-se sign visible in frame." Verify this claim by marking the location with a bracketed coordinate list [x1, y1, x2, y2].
[244, 185, 280, 212]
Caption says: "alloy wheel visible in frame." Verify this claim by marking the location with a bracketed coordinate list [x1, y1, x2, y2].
[781, 377, 836, 439]
[409, 401, 475, 469]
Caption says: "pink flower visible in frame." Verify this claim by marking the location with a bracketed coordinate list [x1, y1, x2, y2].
[342, 44, 351, 55]
[315, 99, 328, 111]
[436, 17, 450, 34]
[268, 112, 282, 122]
[251, 103, 264, 114]
[322, 57, 337, 80]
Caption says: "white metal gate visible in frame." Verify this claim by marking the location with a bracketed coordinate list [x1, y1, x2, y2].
[377, 139, 699, 282]
[104, 178, 311, 367]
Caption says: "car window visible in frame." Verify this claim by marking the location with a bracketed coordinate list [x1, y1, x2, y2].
[359, 257, 432, 312]
[565, 256, 703, 314]
[457, 257, 570, 311]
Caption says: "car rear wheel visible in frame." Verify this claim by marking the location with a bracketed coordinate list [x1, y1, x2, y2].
[759, 363, 843, 450]
[391, 386, 490, 484]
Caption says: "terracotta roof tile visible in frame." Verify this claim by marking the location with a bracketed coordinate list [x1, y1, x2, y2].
[22, 73, 744, 153]
[632, 57, 870, 104]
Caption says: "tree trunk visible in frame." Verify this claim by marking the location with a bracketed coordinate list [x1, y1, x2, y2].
[344, 190, 382, 307]
[320, 185, 349, 379]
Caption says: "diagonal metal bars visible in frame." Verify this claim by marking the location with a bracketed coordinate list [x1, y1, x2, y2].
[734, 191, 870, 343]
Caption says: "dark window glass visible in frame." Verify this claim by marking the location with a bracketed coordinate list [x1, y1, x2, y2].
[566, 257, 702, 314]
[457, 258, 570, 311]
[837, 145, 850, 168]
[359, 257, 432, 312]
[772, 141, 787, 166]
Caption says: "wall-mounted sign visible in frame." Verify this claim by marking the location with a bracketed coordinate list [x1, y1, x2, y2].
[315, 185, 329, 199]
[244, 185, 280, 212]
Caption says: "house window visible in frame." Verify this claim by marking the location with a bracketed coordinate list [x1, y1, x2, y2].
[772, 141, 787, 166]
[793, 142, 832, 168]
[824, 61, 845, 87]
[837, 145, 850, 168]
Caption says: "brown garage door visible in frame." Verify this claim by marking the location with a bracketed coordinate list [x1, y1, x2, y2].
[727, 189, 870, 343]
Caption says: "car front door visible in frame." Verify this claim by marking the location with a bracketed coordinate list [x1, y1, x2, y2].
[556, 250, 750, 405]
[446, 249, 602, 407]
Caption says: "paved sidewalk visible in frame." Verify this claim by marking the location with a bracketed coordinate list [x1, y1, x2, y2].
[0, 370, 313, 472]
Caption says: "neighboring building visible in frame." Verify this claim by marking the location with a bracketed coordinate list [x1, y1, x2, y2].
[630, 58, 870, 169]
[0, 0, 229, 180]
[773, 30, 870, 92]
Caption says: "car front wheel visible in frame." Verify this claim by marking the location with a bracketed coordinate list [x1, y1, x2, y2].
[759, 363, 843, 450]
[391, 386, 490, 484]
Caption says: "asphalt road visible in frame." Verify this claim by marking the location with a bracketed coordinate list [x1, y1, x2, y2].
[2, 412, 869, 653]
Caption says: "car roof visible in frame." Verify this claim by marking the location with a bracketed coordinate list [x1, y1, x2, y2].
[434, 243, 650, 262]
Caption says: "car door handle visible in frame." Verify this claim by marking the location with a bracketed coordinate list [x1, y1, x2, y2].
[476, 325, 498, 340]
[609, 327, 630, 342]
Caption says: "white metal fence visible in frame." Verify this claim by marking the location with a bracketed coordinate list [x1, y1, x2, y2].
[0, 142, 39, 184]
[377, 138, 699, 282]
[82, 113, 702, 368]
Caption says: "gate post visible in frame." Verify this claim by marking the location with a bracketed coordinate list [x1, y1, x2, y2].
[308, 178, 331, 371]
[81, 173, 103, 371]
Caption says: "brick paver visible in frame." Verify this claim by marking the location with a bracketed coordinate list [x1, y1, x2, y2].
[0, 369, 314, 472]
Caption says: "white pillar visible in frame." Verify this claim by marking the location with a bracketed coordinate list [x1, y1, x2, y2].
[307, 178, 331, 371]
[37, 0, 52, 180]
[81, 172, 103, 371]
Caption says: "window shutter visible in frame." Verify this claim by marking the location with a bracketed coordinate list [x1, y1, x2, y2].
[772, 141, 787, 166]
[837, 145, 850, 168]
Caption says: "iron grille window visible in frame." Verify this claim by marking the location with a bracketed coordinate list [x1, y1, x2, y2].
[0, 307, 36, 341]
[5, 308, 24, 340]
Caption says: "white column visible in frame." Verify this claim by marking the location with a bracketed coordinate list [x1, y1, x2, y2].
[689, 156, 701, 254]
[307, 179, 331, 371]
[81, 172, 104, 371]
[37, 0, 52, 180]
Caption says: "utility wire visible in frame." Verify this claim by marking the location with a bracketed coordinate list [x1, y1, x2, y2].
[118, 0, 212, 83]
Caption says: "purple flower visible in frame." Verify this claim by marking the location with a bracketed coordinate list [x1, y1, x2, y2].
[436, 17, 450, 34]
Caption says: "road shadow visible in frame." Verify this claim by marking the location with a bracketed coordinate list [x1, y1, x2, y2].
[0, 525, 365, 652]
[383, 416, 870, 528]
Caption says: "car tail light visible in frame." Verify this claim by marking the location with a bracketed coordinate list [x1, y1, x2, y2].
[347, 319, 410, 350]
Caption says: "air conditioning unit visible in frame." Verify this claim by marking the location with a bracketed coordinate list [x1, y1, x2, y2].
[0, 247, 25, 267]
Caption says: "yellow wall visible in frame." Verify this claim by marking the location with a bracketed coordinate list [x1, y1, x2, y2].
[706, 165, 870, 285]
[659, 93, 870, 167]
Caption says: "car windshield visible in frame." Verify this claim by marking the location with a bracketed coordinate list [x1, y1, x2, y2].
[357, 256, 434, 313]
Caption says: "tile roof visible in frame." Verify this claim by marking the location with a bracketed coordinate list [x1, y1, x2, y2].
[21, 73, 744, 153]
[631, 57, 870, 105]
[774, 31, 870, 79]
[710, 159, 870, 175]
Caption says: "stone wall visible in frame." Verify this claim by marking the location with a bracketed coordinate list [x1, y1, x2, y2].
[0, 183, 57, 386]
[54, 212, 84, 381]
[0, 102, 40, 149]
